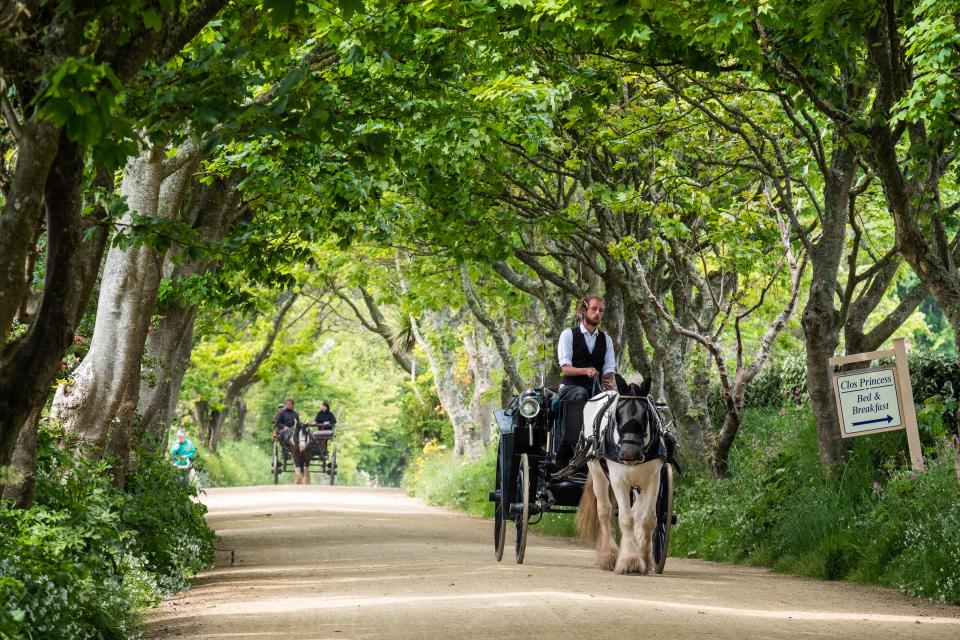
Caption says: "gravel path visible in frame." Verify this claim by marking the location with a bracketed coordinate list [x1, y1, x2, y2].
[145, 485, 960, 639]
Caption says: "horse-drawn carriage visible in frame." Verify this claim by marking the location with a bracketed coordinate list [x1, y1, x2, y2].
[490, 379, 681, 573]
[271, 421, 337, 485]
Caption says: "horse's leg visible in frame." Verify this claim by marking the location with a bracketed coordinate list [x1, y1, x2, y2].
[587, 460, 618, 571]
[294, 454, 303, 484]
[609, 464, 643, 575]
[634, 463, 661, 574]
[304, 458, 311, 484]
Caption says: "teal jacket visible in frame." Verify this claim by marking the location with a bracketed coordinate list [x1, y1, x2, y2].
[170, 439, 197, 462]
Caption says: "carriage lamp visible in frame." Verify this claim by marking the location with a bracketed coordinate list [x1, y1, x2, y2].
[518, 393, 540, 419]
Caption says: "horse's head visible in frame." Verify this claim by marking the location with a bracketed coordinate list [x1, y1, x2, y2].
[294, 420, 310, 453]
[615, 377, 652, 464]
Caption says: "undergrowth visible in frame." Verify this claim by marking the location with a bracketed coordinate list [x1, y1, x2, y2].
[192, 437, 279, 487]
[0, 430, 214, 639]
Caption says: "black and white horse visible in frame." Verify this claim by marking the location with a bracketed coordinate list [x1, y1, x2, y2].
[575, 377, 664, 574]
[279, 420, 316, 484]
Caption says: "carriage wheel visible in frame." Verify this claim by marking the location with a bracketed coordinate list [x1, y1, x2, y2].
[272, 441, 281, 485]
[328, 445, 337, 486]
[493, 444, 506, 561]
[653, 463, 674, 574]
[514, 453, 530, 564]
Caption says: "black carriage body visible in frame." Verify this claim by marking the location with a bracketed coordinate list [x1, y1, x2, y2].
[493, 390, 589, 515]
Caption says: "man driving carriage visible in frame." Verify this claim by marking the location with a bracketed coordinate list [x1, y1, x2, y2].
[273, 397, 300, 439]
[557, 294, 617, 402]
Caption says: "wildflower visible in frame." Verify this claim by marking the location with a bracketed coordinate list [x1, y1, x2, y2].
[872, 481, 882, 495]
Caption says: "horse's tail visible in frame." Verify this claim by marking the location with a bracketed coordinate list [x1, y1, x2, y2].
[575, 473, 599, 544]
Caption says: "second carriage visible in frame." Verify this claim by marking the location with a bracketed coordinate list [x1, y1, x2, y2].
[271, 424, 337, 485]
[489, 386, 679, 570]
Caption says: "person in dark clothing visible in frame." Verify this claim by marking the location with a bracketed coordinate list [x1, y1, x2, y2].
[273, 397, 300, 439]
[556, 294, 616, 402]
[313, 402, 336, 431]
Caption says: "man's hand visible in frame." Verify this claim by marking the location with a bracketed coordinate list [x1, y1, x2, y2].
[601, 373, 615, 390]
[583, 367, 599, 378]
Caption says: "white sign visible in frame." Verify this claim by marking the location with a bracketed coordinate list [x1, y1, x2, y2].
[832, 366, 904, 437]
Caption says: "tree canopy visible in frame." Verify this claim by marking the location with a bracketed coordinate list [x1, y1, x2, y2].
[1, 0, 958, 509]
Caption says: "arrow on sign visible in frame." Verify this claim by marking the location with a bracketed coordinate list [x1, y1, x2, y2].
[852, 415, 893, 427]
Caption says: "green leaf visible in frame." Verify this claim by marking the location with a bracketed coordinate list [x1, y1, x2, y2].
[338, 0, 364, 18]
[263, 0, 296, 24]
[143, 8, 163, 32]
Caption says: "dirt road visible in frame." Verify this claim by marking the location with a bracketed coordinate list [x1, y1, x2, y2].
[146, 485, 960, 639]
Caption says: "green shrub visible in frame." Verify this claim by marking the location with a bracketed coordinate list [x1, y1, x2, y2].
[404, 442, 497, 518]
[0, 431, 214, 639]
[194, 437, 278, 487]
[672, 407, 960, 604]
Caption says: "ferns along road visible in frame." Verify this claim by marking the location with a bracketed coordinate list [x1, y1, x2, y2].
[147, 486, 960, 639]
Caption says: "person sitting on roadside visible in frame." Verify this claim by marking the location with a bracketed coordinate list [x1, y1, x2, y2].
[170, 429, 197, 469]
[273, 397, 300, 439]
[313, 401, 336, 432]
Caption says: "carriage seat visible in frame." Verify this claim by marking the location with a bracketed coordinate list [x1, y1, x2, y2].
[311, 429, 334, 439]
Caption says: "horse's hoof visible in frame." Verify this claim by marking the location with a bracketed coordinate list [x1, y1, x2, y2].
[615, 552, 645, 575]
[598, 551, 617, 571]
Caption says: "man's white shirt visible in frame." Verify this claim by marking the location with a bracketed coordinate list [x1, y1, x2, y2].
[557, 323, 617, 377]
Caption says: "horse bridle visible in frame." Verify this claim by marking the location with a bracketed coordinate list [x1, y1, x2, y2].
[616, 395, 650, 461]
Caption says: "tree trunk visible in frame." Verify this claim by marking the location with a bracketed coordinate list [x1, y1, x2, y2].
[0, 121, 60, 346]
[410, 309, 484, 459]
[137, 177, 243, 440]
[13, 223, 44, 326]
[631, 292, 709, 462]
[139, 301, 199, 440]
[231, 397, 248, 441]
[106, 386, 138, 488]
[460, 264, 524, 393]
[50, 143, 195, 456]
[1, 406, 41, 508]
[861, 17, 960, 349]
[601, 276, 627, 367]
[0, 139, 108, 473]
[193, 292, 297, 452]
[802, 142, 857, 472]
[711, 399, 742, 479]
[464, 320, 500, 443]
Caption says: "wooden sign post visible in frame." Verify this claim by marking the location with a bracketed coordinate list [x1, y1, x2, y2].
[829, 337, 924, 470]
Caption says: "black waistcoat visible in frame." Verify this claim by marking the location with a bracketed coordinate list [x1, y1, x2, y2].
[560, 326, 607, 391]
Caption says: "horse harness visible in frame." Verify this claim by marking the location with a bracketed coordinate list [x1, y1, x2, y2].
[552, 392, 668, 480]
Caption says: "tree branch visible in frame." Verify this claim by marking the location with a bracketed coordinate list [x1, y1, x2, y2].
[460, 264, 524, 393]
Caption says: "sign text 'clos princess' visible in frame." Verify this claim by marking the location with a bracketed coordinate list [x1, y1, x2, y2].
[833, 367, 903, 436]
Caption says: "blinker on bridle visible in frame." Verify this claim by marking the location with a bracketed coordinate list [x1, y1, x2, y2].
[617, 400, 648, 458]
